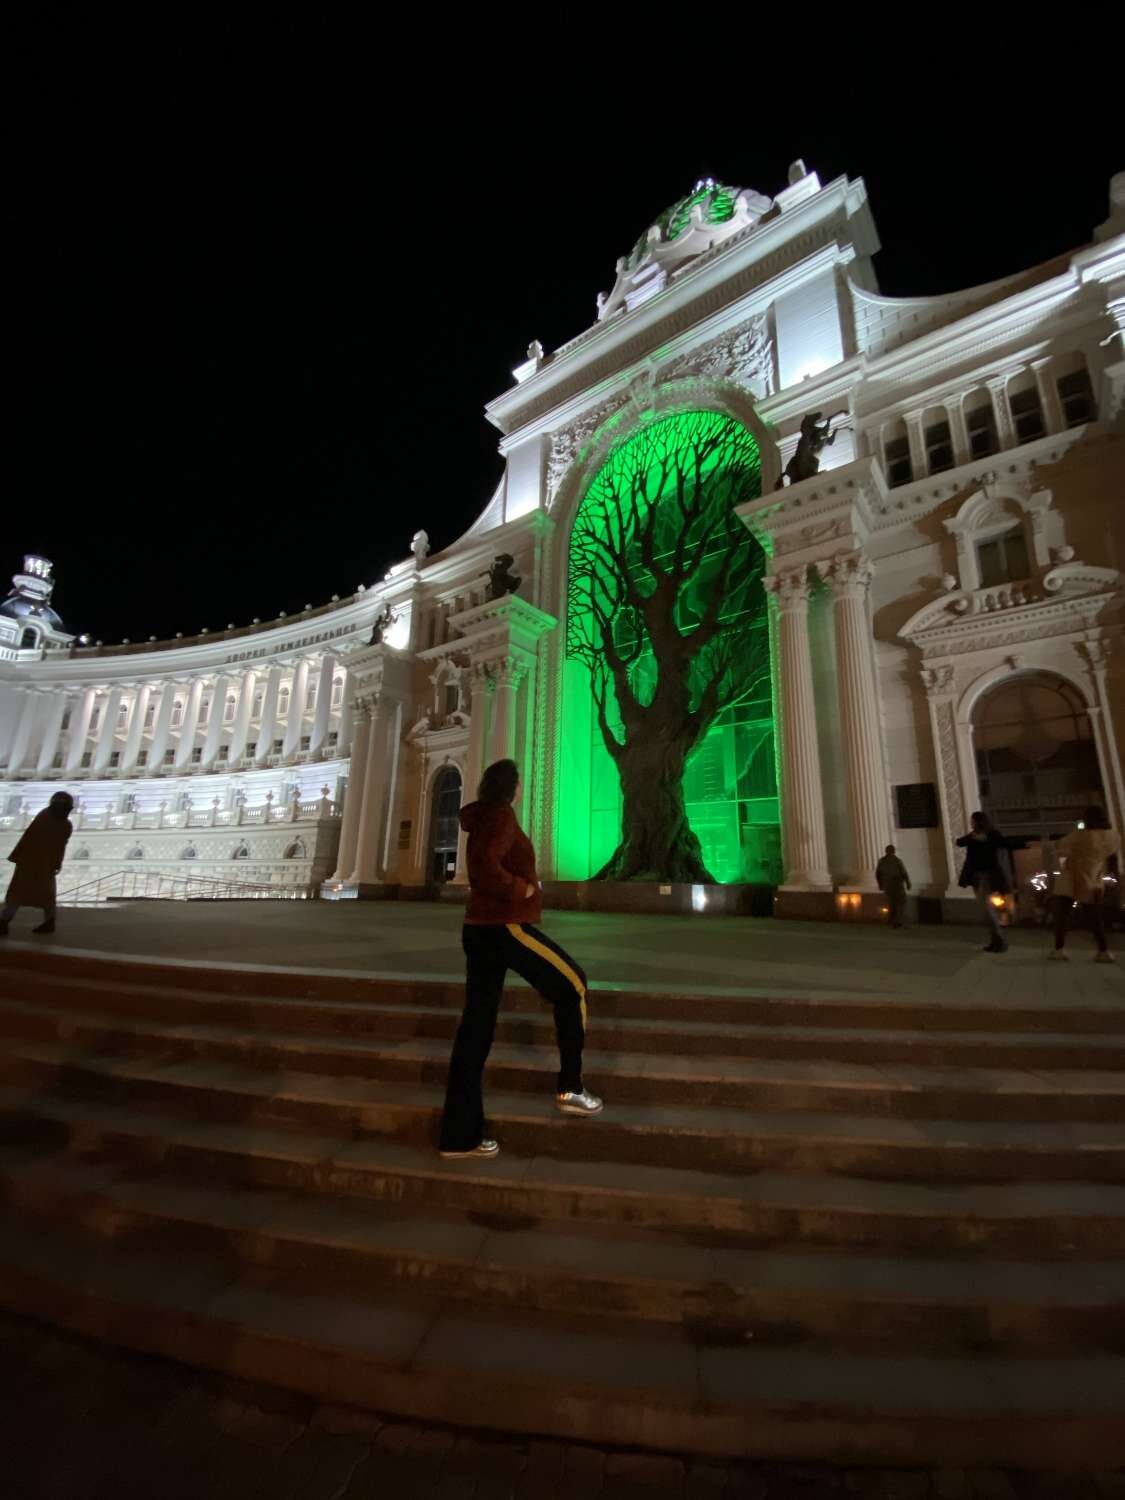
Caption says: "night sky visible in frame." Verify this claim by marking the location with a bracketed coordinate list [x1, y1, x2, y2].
[8, 31, 1120, 647]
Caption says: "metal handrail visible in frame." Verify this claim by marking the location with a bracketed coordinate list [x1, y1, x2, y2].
[55, 869, 313, 906]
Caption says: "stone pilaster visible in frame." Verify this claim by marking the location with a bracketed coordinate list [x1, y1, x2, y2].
[174, 679, 204, 770]
[92, 687, 123, 772]
[819, 550, 891, 890]
[763, 568, 831, 890]
[36, 691, 69, 774]
[147, 684, 176, 772]
[64, 687, 97, 773]
[227, 670, 257, 764]
[309, 654, 335, 753]
[121, 684, 152, 773]
[283, 658, 311, 758]
[328, 700, 370, 883]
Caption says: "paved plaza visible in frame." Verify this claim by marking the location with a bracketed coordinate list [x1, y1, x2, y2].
[3, 897, 1121, 1006]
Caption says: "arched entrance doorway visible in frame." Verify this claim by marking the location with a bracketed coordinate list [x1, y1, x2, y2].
[974, 672, 1105, 841]
[429, 766, 462, 884]
[556, 407, 779, 884]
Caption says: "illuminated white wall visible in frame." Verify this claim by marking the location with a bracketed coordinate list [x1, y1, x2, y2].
[774, 269, 845, 391]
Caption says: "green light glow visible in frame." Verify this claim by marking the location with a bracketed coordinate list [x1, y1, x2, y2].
[627, 182, 739, 269]
[558, 410, 780, 884]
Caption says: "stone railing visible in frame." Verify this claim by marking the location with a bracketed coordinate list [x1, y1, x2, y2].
[0, 797, 339, 834]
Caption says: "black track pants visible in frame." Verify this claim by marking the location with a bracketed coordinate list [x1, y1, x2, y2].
[439, 923, 587, 1152]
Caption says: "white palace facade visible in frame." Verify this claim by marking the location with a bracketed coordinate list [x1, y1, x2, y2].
[2, 163, 1123, 918]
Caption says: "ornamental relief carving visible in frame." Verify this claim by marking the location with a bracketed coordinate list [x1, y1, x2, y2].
[935, 699, 966, 837]
[663, 314, 773, 398]
[545, 396, 627, 506]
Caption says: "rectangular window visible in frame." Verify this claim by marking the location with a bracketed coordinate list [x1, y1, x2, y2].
[977, 526, 1031, 588]
[246, 741, 257, 758]
[81, 751, 92, 768]
[61, 710, 71, 732]
[163, 748, 175, 765]
[966, 403, 998, 458]
[137, 750, 148, 766]
[895, 782, 939, 829]
[218, 745, 229, 761]
[272, 739, 284, 754]
[199, 700, 210, 725]
[109, 751, 121, 768]
[924, 419, 953, 474]
[1057, 368, 1094, 427]
[1009, 387, 1045, 444]
[300, 735, 311, 751]
[327, 731, 338, 747]
[191, 747, 202, 764]
[884, 435, 912, 487]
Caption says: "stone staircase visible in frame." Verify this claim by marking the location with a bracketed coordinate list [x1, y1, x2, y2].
[0, 947, 1123, 1470]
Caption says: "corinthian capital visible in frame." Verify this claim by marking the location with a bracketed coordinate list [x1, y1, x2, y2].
[819, 549, 874, 599]
[763, 566, 812, 612]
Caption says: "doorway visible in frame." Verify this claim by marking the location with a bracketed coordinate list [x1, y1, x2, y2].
[429, 766, 462, 883]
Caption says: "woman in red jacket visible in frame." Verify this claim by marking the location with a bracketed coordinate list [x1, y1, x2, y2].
[439, 758, 603, 1159]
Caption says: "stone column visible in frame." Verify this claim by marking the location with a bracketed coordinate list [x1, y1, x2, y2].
[763, 569, 831, 889]
[335, 670, 354, 756]
[36, 691, 70, 773]
[919, 664, 964, 895]
[1031, 358, 1066, 434]
[350, 697, 389, 885]
[946, 393, 970, 467]
[121, 684, 152, 773]
[174, 679, 204, 770]
[64, 688, 97, 773]
[820, 551, 891, 889]
[255, 666, 281, 765]
[329, 700, 370, 882]
[986, 375, 1015, 449]
[5, 691, 38, 774]
[227, 670, 257, 764]
[489, 657, 526, 762]
[92, 687, 123, 772]
[904, 410, 926, 481]
[147, 684, 176, 772]
[310, 654, 335, 753]
[464, 665, 492, 804]
[283, 658, 310, 758]
[202, 675, 231, 767]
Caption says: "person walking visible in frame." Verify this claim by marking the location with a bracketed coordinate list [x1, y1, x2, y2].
[0, 792, 74, 937]
[956, 811, 1012, 953]
[439, 758, 602, 1160]
[875, 844, 911, 928]
[1048, 806, 1120, 963]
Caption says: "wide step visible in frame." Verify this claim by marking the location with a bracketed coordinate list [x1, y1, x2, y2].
[0, 1208, 1122, 1469]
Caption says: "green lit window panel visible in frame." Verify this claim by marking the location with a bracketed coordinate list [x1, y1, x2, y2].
[560, 409, 781, 884]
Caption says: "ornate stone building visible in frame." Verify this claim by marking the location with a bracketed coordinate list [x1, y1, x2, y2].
[2, 164, 1123, 915]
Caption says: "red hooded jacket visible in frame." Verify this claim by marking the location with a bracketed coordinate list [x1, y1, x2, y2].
[460, 800, 541, 925]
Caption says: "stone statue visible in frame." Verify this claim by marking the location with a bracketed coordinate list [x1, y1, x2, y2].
[411, 530, 430, 563]
[368, 604, 396, 645]
[777, 411, 839, 488]
[486, 554, 522, 601]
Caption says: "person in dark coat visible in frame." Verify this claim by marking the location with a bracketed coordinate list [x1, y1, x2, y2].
[956, 810, 1012, 953]
[0, 792, 74, 936]
[439, 758, 602, 1160]
[875, 844, 911, 928]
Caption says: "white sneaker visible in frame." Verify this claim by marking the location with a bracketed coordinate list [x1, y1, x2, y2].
[1095, 951, 1117, 964]
[439, 1139, 500, 1159]
[1047, 950, 1069, 961]
[556, 1089, 603, 1116]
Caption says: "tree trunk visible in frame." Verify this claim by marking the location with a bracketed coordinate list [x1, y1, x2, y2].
[592, 735, 714, 883]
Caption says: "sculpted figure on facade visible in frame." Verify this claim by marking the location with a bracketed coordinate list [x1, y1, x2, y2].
[777, 411, 840, 488]
[486, 555, 521, 601]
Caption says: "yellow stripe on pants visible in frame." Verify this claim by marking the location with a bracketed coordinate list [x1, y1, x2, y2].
[505, 924, 587, 1031]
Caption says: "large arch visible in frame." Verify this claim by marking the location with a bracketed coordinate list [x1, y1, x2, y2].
[546, 394, 780, 883]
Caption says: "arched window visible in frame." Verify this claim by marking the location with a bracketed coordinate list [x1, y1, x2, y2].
[921, 404, 953, 475]
[224, 693, 237, 723]
[279, 686, 291, 715]
[171, 700, 184, 728]
[331, 677, 343, 706]
[126, 845, 144, 860]
[283, 837, 307, 859]
[72, 846, 91, 861]
[964, 388, 998, 459]
[180, 844, 197, 860]
[232, 842, 250, 859]
[1053, 352, 1095, 427]
[144, 703, 156, 729]
[1006, 371, 1046, 444]
[882, 417, 912, 487]
[19, 627, 38, 650]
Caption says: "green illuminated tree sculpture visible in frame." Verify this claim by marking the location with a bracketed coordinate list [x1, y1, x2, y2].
[568, 410, 769, 882]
